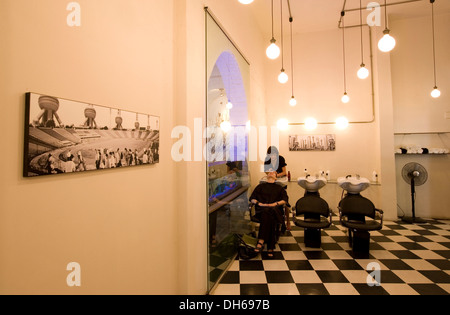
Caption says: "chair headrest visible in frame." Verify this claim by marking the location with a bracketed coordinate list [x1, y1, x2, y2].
[339, 195, 376, 218]
[295, 195, 329, 216]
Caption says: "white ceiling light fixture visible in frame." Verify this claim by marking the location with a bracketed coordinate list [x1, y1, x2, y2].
[289, 96, 297, 107]
[277, 118, 289, 131]
[342, 93, 350, 104]
[220, 120, 232, 133]
[430, 0, 441, 99]
[278, 0, 289, 84]
[266, 0, 281, 60]
[357, 66, 369, 80]
[238, 0, 254, 4]
[278, 70, 288, 84]
[267, 40, 281, 60]
[336, 116, 349, 129]
[341, 10, 350, 104]
[305, 118, 318, 130]
[431, 87, 441, 98]
[378, 0, 396, 53]
[357, 0, 370, 80]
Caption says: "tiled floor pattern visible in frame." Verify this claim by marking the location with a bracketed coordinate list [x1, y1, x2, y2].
[212, 218, 450, 295]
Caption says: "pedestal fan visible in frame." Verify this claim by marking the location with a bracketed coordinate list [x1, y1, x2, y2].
[401, 162, 428, 224]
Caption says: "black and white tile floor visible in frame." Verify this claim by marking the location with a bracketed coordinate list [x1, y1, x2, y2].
[212, 217, 450, 295]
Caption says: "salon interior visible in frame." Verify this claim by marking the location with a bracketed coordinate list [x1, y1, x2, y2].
[0, 0, 449, 296]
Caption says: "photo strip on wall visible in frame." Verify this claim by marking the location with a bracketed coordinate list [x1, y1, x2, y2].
[289, 134, 336, 152]
[23, 92, 160, 177]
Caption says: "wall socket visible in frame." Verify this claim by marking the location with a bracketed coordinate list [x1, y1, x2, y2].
[446, 112, 450, 120]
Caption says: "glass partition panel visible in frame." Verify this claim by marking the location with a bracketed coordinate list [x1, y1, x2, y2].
[206, 9, 251, 292]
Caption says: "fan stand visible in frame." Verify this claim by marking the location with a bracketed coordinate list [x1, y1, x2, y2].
[402, 177, 427, 224]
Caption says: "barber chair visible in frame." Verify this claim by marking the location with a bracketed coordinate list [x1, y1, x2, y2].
[338, 194, 383, 256]
[293, 194, 332, 248]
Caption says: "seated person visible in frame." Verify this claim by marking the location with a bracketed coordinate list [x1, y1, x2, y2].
[264, 146, 291, 230]
[249, 169, 289, 257]
[264, 146, 287, 178]
[226, 160, 243, 176]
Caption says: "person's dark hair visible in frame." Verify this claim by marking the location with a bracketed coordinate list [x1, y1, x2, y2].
[267, 146, 279, 156]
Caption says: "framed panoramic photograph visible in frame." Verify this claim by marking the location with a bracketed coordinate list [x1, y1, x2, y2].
[23, 92, 160, 177]
[289, 134, 336, 152]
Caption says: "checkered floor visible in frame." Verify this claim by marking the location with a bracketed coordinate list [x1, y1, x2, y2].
[212, 217, 450, 295]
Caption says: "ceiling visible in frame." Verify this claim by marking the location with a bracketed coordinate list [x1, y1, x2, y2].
[244, 0, 450, 36]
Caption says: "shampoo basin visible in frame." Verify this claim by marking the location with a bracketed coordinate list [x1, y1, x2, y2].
[297, 176, 327, 193]
[337, 176, 370, 194]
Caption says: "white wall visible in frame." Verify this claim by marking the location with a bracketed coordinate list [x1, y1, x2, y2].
[391, 13, 450, 219]
[0, 0, 178, 294]
[391, 13, 450, 133]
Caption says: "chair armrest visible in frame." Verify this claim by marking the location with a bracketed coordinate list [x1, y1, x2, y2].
[248, 203, 259, 223]
[337, 206, 343, 218]
[337, 207, 346, 226]
[375, 208, 384, 226]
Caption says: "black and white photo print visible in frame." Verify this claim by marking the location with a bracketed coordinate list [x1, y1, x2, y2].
[23, 93, 160, 177]
[289, 134, 336, 152]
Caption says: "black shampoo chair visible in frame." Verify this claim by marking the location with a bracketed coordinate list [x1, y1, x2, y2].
[293, 194, 332, 248]
[248, 203, 287, 240]
[338, 194, 383, 255]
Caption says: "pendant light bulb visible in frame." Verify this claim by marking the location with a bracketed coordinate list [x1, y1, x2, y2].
[305, 118, 318, 130]
[431, 87, 441, 98]
[341, 93, 350, 104]
[289, 96, 297, 107]
[357, 64, 369, 79]
[238, 0, 254, 4]
[336, 117, 349, 130]
[220, 121, 232, 133]
[266, 38, 280, 60]
[226, 101, 233, 109]
[278, 70, 288, 84]
[378, 29, 396, 52]
[277, 118, 289, 131]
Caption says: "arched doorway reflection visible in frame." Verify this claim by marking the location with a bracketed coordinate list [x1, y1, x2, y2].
[207, 51, 250, 292]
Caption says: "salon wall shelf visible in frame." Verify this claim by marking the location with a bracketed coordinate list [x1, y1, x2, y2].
[395, 153, 448, 155]
[394, 132, 450, 135]
[287, 180, 381, 186]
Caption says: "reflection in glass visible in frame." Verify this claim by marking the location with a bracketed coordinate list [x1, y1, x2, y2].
[207, 51, 250, 291]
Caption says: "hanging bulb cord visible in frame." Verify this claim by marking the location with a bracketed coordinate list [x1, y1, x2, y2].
[289, 8, 294, 97]
[341, 11, 347, 94]
[384, 0, 389, 30]
[271, 0, 275, 39]
[280, 0, 284, 70]
[359, 0, 364, 65]
[431, 0, 437, 87]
